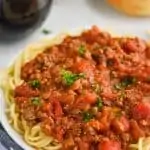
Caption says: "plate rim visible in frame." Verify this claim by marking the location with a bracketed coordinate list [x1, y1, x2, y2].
[0, 89, 33, 150]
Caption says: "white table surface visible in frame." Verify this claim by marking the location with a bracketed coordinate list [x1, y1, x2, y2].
[0, 144, 7, 150]
[0, 0, 150, 149]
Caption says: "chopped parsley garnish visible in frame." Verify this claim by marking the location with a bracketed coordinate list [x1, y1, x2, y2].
[121, 76, 137, 87]
[61, 69, 85, 86]
[78, 45, 86, 56]
[82, 111, 93, 122]
[114, 76, 137, 90]
[29, 79, 40, 88]
[42, 29, 51, 34]
[31, 97, 41, 106]
[96, 97, 103, 110]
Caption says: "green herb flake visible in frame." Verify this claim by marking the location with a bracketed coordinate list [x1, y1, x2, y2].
[42, 29, 51, 34]
[31, 97, 41, 106]
[29, 79, 40, 89]
[96, 97, 103, 110]
[61, 69, 85, 86]
[78, 45, 86, 56]
[114, 76, 137, 91]
[82, 111, 93, 122]
[121, 76, 137, 88]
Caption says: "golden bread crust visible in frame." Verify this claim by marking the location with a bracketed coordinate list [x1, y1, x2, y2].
[108, 0, 150, 16]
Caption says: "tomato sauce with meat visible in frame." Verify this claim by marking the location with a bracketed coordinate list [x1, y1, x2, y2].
[14, 26, 150, 150]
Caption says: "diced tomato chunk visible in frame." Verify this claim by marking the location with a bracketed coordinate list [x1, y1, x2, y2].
[123, 38, 146, 53]
[120, 116, 130, 131]
[112, 116, 129, 134]
[81, 92, 97, 104]
[130, 120, 145, 141]
[82, 26, 100, 43]
[52, 100, 63, 118]
[124, 40, 138, 53]
[98, 140, 121, 150]
[73, 60, 94, 77]
[78, 140, 90, 150]
[132, 103, 150, 120]
[53, 126, 64, 142]
[15, 84, 39, 97]
[42, 103, 51, 113]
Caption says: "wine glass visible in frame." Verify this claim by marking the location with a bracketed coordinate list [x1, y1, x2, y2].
[0, 0, 53, 40]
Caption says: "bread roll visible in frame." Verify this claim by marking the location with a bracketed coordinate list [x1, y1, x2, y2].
[108, 0, 150, 16]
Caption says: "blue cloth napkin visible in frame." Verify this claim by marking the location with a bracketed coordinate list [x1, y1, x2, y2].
[0, 124, 23, 150]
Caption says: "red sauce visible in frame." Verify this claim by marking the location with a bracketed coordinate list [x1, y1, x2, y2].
[14, 26, 150, 150]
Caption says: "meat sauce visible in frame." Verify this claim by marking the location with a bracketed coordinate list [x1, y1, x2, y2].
[14, 26, 150, 150]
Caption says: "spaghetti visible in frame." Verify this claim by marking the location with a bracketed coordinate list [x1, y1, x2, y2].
[0, 26, 150, 150]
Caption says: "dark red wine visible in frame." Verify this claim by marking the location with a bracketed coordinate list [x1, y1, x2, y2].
[0, 0, 53, 40]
